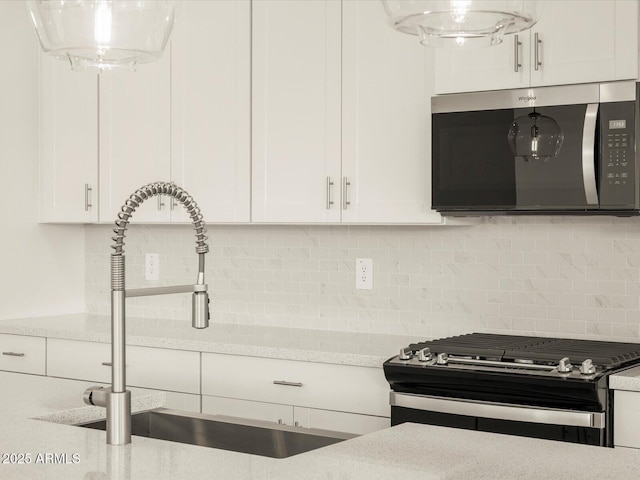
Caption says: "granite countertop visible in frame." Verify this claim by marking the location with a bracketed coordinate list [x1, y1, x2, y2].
[0, 313, 415, 368]
[1, 371, 640, 480]
[610, 365, 640, 392]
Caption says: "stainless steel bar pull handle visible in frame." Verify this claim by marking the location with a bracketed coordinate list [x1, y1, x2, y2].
[326, 177, 334, 209]
[534, 32, 542, 70]
[157, 195, 165, 211]
[2, 352, 25, 357]
[273, 380, 303, 387]
[342, 177, 351, 210]
[514, 35, 522, 72]
[582, 103, 599, 206]
[390, 392, 605, 428]
[85, 184, 93, 211]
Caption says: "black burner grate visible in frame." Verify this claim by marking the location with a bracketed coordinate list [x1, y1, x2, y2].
[409, 333, 640, 369]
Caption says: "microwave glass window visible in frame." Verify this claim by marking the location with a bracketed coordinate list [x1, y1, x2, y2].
[432, 109, 516, 210]
[432, 104, 594, 212]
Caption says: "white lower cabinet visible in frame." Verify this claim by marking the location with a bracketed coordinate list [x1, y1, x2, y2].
[614, 390, 640, 448]
[201, 352, 390, 435]
[46, 339, 200, 394]
[0, 334, 46, 375]
[28, 336, 388, 434]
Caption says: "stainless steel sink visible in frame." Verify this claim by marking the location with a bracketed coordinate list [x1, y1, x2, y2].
[77, 408, 355, 458]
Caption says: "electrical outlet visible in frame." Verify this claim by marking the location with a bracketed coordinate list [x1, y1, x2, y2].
[356, 258, 373, 290]
[145, 253, 160, 281]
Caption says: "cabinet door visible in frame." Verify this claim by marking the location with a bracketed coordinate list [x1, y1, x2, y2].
[202, 395, 294, 426]
[99, 57, 171, 223]
[202, 353, 389, 417]
[342, 0, 442, 224]
[171, 0, 251, 223]
[530, 1, 638, 87]
[614, 390, 640, 448]
[39, 56, 98, 222]
[46, 339, 200, 394]
[251, 0, 342, 223]
[434, 33, 530, 94]
[294, 407, 389, 436]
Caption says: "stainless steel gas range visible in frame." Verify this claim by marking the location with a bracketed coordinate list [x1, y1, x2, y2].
[383, 333, 640, 447]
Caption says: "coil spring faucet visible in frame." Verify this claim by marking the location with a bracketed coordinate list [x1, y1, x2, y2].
[83, 182, 210, 445]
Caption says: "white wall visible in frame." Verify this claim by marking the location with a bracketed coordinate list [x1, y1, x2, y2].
[86, 217, 640, 342]
[0, 1, 85, 320]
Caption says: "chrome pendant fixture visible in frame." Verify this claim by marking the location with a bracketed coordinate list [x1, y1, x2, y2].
[27, 1, 177, 71]
[508, 110, 564, 162]
[381, 0, 542, 47]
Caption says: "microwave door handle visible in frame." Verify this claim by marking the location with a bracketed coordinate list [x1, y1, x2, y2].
[582, 103, 599, 206]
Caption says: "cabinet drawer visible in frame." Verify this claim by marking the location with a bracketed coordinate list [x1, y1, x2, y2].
[202, 353, 389, 417]
[202, 395, 294, 425]
[47, 339, 200, 394]
[47, 338, 111, 383]
[0, 334, 46, 375]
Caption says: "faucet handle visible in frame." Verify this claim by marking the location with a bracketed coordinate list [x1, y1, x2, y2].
[83, 386, 108, 407]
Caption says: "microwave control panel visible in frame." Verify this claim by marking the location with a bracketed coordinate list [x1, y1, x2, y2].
[599, 101, 636, 209]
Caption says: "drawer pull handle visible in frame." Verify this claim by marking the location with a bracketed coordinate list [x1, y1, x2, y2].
[273, 380, 303, 387]
[2, 352, 25, 357]
[101, 362, 113, 367]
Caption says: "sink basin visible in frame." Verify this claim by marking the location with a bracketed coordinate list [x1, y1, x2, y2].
[77, 408, 355, 458]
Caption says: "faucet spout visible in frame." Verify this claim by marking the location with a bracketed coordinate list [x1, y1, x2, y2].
[84, 182, 211, 446]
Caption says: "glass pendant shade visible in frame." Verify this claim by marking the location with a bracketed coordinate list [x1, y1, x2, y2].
[381, 0, 541, 47]
[27, 1, 177, 71]
[508, 111, 564, 162]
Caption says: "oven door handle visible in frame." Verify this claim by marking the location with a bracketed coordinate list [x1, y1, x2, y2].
[390, 392, 604, 428]
[582, 103, 599, 206]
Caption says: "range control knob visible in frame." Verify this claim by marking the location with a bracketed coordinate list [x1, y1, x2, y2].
[436, 353, 449, 365]
[418, 347, 432, 362]
[399, 348, 412, 361]
[580, 359, 596, 375]
[557, 357, 573, 373]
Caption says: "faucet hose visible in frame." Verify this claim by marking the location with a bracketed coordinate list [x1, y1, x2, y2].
[110, 182, 209, 289]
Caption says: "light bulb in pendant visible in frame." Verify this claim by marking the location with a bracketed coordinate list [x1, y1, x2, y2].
[530, 124, 539, 157]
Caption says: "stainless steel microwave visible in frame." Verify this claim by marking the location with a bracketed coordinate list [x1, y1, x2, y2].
[431, 81, 640, 216]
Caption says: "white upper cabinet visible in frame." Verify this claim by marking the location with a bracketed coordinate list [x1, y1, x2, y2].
[435, 0, 639, 94]
[252, 0, 442, 224]
[98, 56, 172, 223]
[251, 0, 342, 223]
[171, 0, 251, 224]
[434, 33, 531, 93]
[529, 0, 638, 87]
[342, 0, 442, 224]
[39, 56, 98, 223]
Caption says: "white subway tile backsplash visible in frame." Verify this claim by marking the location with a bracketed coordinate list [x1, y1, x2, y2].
[84, 217, 640, 342]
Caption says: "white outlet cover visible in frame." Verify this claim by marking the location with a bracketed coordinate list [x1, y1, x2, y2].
[356, 258, 373, 290]
[145, 253, 160, 281]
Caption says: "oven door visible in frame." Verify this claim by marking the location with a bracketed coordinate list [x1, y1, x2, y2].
[391, 392, 606, 446]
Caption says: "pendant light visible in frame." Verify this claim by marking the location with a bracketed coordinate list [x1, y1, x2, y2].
[27, 1, 177, 71]
[507, 109, 564, 162]
[381, 0, 542, 47]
